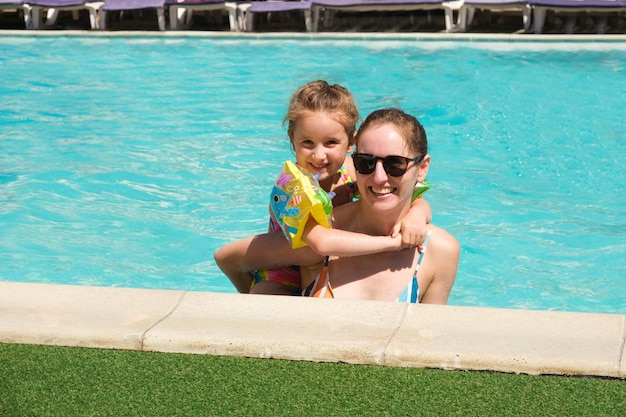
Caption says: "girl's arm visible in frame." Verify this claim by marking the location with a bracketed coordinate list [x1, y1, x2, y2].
[303, 217, 406, 256]
[391, 197, 432, 248]
[214, 219, 406, 293]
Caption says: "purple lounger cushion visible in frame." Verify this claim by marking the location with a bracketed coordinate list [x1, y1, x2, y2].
[312, 0, 444, 6]
[26, 0, 96, 5]
[102, 0, 166, 11]
[0, 0, 23, 5]
[462, 0, 528, 4]
[165, 0, 228, 4]
[529, 0, 626, 6]
[250, 1, 312, 12]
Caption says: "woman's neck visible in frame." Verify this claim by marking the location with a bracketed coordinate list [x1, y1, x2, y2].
[353, 201, 409, 236]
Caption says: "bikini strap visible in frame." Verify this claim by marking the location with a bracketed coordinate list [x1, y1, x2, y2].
[409, 225, 433, 303]
[302, 256, 333, 298]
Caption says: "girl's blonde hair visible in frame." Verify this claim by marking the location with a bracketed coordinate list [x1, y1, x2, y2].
[284, 80, 359, 141]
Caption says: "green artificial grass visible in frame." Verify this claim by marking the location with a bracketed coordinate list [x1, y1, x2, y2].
[1, 343, 624, 416]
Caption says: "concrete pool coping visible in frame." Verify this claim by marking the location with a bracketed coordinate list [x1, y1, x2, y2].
[1, 29, 626, 42]
[1, 281, 624, 378]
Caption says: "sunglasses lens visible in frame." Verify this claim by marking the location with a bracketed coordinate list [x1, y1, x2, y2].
[354, 153, 420, 177]
[354, 155, 376, 175]
[383, 157, 408, 177]
[355, 154, 406, 177]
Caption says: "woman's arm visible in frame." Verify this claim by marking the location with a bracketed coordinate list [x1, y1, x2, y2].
[418, 227, 460, 304]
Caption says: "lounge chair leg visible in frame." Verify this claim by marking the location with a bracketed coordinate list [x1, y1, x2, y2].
[444, 7, 454, 31]
[466, 8, 475, 26]
[443, 1, 464, 32]
[88, 7, 98, 30]
[312, 7, 320, 32]
[238, 3, 251, 31]
[23, 5, 32, 29]
[444, 6, 461, 32]
[225, 3, 238, 31]
[522, 5, 531, 32]
[44, 8, 59, 27]
[304, 10, 312, 32]
[157, 8, 165, 31]
[31, 7, 42, 29]
[169, 6, 179, 30]
[185, 9, 193, 28]
[534, 7, 546, 34]
[99, 10, 106, 30]
[246, 12, 254, 31]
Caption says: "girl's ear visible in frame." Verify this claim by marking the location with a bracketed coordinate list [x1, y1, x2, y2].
[347, 133, 357, 152]
[416, 154, 430, 182]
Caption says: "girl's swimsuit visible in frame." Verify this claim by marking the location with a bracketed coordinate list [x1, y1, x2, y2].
[337, 165, 358, 202]
[252, 165, 356, 294]
[303, 225, 433, 303]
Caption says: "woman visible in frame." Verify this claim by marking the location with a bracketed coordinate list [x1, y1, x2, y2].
[302, 108, 459, 303]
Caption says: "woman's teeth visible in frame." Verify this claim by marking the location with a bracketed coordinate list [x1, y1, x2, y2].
[371, 187, 393, 195]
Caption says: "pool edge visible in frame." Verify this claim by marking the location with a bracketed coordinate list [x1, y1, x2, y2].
[1, 281, 624, 378]
[1, 29, 626, 43]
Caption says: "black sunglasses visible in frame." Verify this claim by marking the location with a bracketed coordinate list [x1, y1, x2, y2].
[352, 153, 424, 177]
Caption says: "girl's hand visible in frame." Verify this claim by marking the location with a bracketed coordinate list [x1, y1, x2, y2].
[394, 197, 431, 250]
[391, 220, 425, 251]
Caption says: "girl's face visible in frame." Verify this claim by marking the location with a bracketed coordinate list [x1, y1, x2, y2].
[356, 123, 429, 214]
[291, 111, 353, 187]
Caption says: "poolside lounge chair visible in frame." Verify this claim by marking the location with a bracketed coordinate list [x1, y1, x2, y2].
[310, 0, 453, 32]
[99, 0, 166, 31]
[241, 1, 313, 32]
[0, 1, 30, 29]
[529, 0, 626, 33]
[166, 0, 240, 31]
[26, 0, 103, 29]
[444, 0, 531, 32]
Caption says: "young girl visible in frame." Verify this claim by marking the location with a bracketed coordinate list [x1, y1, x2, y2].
[214, 80, 432, 295]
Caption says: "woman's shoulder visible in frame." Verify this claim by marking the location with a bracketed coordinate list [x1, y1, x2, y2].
[429, 225, 460, 258]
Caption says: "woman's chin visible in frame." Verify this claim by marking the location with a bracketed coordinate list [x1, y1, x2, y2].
[366, 192, 400, 210]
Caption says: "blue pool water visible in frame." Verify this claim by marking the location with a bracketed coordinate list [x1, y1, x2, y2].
[1, 35, 625, 314]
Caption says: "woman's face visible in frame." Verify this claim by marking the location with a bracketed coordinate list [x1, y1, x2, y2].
[355, 123, 429, 213]
[291, 111, 352, 189]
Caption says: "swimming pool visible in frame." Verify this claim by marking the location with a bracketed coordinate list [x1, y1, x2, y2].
[1, 34, 624, 314]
